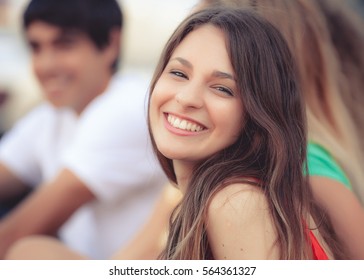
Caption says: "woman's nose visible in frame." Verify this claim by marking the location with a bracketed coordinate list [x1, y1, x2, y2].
[175, 82, 204, 109]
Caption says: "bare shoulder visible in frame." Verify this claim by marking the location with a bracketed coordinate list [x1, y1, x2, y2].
[208, 183, 269, 218]
[207, 183, 279, 259]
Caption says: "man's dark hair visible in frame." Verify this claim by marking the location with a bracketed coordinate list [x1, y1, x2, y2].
[23, 0, 123, 71]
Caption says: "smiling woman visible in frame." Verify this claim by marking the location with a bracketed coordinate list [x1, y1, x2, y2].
[149, 24, 243, 167]
[147, 7, 347, 260]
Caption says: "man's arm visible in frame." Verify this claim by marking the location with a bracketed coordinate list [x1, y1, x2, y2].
[0, 164, 30, 204]
[111, 183, 182, 260]
[6, 235, 88, 260]
[5, 183, 180, 260]
[0, 168, 95, 259]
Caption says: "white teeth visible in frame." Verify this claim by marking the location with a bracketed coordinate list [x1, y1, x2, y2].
[173, 118, 180, 127]
[180, 120, 187, 130]
[167, 114, 204, 132]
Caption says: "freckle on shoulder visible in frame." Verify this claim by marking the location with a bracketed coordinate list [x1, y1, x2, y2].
[208, 183, 269, 215]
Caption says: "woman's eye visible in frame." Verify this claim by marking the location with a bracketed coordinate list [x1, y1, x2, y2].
[214, 86, 234, 96]
[170, 70, 188, 79]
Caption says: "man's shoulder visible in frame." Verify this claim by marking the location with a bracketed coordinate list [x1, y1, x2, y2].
[112, 72, 150, 89]
[81, 73, 150, 120]
[103, 73, 150, 104]
[12, 102, 71, 128]
[23, 102, 53, 118]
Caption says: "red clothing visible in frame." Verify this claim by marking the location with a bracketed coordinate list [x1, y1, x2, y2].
[309, 230, 329, 260]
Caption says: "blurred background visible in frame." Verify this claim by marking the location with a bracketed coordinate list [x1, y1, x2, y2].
[0, 0, 363, 137]
[0, 0, 199, 136]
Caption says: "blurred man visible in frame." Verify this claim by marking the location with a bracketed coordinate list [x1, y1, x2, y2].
[0, 0, 166, 259]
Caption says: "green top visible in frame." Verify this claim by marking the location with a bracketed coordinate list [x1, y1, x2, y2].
[306, 142, 352, 190]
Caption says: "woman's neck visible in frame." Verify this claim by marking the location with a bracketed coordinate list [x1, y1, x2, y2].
[172, 160, 196, 194]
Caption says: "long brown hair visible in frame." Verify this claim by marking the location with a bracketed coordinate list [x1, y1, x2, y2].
[315, 0, 364, 203]
[148, 7, 341, 259]
[205, 0, 364, 205]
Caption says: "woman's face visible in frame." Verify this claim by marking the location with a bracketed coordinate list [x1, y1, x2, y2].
[149, 24, 243, 164]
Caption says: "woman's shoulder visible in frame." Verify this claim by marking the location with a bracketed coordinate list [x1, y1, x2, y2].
[206, 183, 279, 259]
[208, 183, 268, 215]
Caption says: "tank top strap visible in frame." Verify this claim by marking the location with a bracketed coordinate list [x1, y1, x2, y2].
[308, 230, 329, 260]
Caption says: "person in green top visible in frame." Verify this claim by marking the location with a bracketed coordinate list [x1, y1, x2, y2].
[307, 142, 352, 191]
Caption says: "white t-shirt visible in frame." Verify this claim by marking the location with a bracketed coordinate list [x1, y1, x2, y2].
[0, 73, 167, 259]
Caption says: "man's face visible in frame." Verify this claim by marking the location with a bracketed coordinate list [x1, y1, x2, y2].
[26, 21, 116, 114]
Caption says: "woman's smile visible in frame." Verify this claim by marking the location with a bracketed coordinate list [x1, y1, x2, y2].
[165, 113, 207, 134]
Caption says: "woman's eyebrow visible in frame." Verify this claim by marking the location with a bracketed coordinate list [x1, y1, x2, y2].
[212, 70, 235, 81]
[170, 57, 235, 81]
[170, 57, 193, 69]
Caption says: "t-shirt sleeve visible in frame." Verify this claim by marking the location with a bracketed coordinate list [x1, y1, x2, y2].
[0, 105, 45, 187]
[61, 76, 164, 202]
[306, 142, 352, 190]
